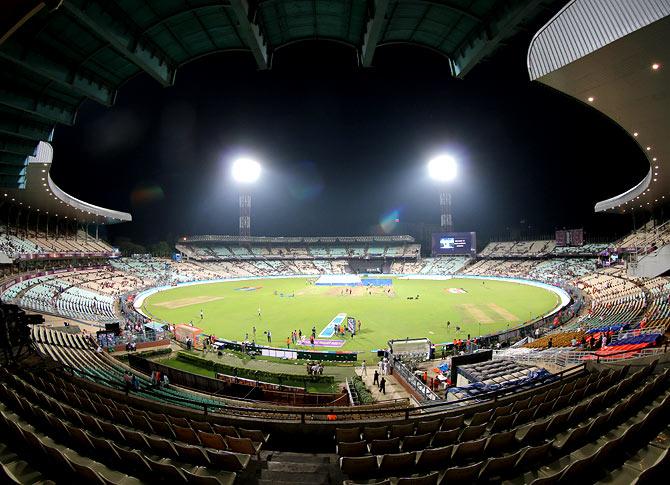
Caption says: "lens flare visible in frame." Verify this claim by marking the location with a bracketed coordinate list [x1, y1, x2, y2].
[130, 184, 164, 206]
[380, 209, 401, 233]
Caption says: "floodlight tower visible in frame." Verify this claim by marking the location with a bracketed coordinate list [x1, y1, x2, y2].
[231, 158, 261, 237]
[428, 155, 457, 231]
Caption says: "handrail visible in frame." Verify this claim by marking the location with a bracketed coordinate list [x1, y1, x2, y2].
[50, 352, 586, 422]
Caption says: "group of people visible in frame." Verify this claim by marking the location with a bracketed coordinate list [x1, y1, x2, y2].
[360, 357, 390, 395]
[150, 370, 170, 388]
[306, 362, 324, 375]
[122, 371, 140, 393]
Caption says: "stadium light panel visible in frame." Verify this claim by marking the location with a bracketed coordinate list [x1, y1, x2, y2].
[428, 155, 457, 182]
[232, 158, 261, 183]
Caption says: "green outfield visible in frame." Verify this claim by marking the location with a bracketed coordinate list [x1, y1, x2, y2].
[142, 277, 560, 352]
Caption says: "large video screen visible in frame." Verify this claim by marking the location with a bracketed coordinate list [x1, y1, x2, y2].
[432, 232, 477, 256]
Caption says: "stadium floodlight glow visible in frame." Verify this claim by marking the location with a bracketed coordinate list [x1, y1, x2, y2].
[428, 154, 457, 182]
[231, 158, 261, 183]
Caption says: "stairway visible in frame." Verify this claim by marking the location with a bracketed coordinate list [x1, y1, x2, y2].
[255, 451, 342, 485]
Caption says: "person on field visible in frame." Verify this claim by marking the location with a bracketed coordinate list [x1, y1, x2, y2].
[361, 360, 367, 376]
[373, 370, 379, 386]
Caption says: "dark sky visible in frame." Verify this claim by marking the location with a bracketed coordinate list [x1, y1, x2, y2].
[49, 32, 649, 247]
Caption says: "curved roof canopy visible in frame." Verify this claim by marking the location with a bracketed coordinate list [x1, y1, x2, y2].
[528, 0, 670, 214]
[0, 0, 562, 189]
[2, 141, 131, 224]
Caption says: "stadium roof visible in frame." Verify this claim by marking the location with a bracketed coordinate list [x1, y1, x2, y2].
[2, 141, 132, 224]
[528, 0, 670, 214]
[181, 234, 416, 243]
[0, 0, 563, 190]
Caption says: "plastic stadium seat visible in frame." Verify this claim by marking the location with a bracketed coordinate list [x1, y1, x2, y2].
[441, 415, 464, 430]
[490, 414, 515, 433]
[379, 451, 416, 477]
[212, 424, 239, 439]
[340, 455, 379, 479]
[396, 471, 439, 485]
[337, 440, 368, 457]
[431, 428, 459, 447]
[402, 433, 432, 452]
[459, 423, 487, 442]
[197, 431, 228, 451]
[391, 423, 415, 439]
[173, 425, 201, 446]
[336, 427, 361, 443]
[416, 419, 441, 435]
[238, 428, 270, 444]
[110, 442, 153, 477]
[452, 437, 487, 464]
[369, 437, 401, 455]
[484, 430, 517, 456]
[363, 426, 389, 442]
[224, 436, 261, 456]
[467, 409, 492, 427]
[514, 441, 553, 472]
[438, 461, 484, 484]
[516, 419, 550, 447]
[190, 420, 213, 433]
[145, 457, 188, 483]
[145, 435, 179, 460]
[149, 418, 175, 439]
[478, 448, 524, 481]
[415, 445, 453, 472]
[205, 449, 250, 472]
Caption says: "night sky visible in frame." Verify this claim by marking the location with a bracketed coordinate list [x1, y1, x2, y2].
[48, 31, 649, 247]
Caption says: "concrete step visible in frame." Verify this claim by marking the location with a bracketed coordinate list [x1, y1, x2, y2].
[260, 470, 330, 483]
[267, 460, 329, 474]
[266, 451, 334, 465]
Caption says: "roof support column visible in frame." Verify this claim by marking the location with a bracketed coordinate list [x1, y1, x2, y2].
[360, 0, 389, 67]
[229, 0, 269, 69]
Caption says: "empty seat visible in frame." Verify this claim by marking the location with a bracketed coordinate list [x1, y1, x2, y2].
[459, 423, 487, 442]
[363, 426, 389, 442]
[336, 427, 361, 443]
[173, 425, 200, 446]
[337, 441, 368, 457]
[416, 445, 453, 472]
[439, 461, 484, 484]
[225, 436, 261, 456]
[397, 471, 439, 485]
[484, 430, 516, 456]
[340, 455, 379, 479]
[238, 428, 270, 444]
[467, 409, 492, 427]
[478, 448, 524, 482]
[198, 431, 228, 451]
[379, 451, 416, 477]
[391, 423, 415, 439]
[212, 424, 239, 438]
[402, 433, 432, 452]
[441, 415, 464, 430]
[431, 428, 459, 447]
[452, 437, 486, 464]
[416, 419, 441, 435]
[369, 437, 400, 455]
[206, 449, 249, 472]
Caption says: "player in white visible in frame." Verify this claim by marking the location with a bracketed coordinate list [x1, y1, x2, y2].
[257, 307, 262, 318]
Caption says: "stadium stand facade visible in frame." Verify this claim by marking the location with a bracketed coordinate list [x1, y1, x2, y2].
[0, 1, 669, 484]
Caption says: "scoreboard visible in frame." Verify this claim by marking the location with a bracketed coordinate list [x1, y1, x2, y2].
[431, 232, 477, 256]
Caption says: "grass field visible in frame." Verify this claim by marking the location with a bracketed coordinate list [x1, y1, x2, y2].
[142, 277, 559, 352]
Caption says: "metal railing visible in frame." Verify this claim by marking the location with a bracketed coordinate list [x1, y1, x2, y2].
[494, 346, 667, 367]
[392, 358, 439, 402]
[55, 360, 584, 422]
